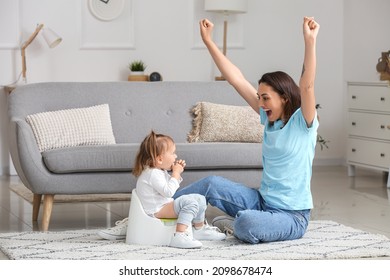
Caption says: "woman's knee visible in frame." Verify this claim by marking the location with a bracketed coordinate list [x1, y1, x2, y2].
[174, 175, 224, 199]
[200, 175, 224, 191]
[233, 211, 258, 243]
[202, 176, 230, 195]
[204, 175, 224, 184]
[234, 210, 307, 244]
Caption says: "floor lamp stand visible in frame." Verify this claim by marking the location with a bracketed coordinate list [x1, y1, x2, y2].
[215, 19, 228, 81]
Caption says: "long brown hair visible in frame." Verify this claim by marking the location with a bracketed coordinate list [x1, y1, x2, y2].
[132, 130, 174, 177]
[258, 71, 301, 124]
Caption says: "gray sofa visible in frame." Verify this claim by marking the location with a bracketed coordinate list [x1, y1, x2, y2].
[8, 81, 263, 231]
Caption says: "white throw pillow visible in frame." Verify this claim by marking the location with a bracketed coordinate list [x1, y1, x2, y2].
[26, 104, 116, 152]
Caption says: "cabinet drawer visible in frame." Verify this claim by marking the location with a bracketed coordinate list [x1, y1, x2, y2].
[348, 112, 390, 140]
[347, 138, 390, 169]
[348, 84, 390, 112]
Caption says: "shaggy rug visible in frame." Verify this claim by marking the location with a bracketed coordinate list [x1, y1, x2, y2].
[0, 220, 389, 260]
[10, 183, 131, 203]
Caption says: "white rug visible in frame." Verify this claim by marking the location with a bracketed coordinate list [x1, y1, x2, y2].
[0, 220, 389, 260]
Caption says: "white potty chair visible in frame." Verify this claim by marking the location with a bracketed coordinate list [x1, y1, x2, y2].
[126, 189, 176, 246]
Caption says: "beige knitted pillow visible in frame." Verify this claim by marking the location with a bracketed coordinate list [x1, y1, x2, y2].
[188, 102, 264, 143]
[26, 104, 116, 152]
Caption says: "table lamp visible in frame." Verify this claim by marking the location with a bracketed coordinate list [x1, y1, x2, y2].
[204, 0, 248, 80]
[21, 24, 62, 83]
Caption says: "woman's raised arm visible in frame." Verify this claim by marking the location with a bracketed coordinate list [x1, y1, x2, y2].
[200, 19, 259, 113]
[299, 17, 320, 126]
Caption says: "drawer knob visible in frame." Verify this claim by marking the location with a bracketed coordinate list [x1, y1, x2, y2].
[381, 125, 385, 129]
[380, 97, 385, 101]
[352, 148, 356, 152]
[352, 95, 357, 99]
[380, 153, 385, 157]
[352, 122, 356, 126]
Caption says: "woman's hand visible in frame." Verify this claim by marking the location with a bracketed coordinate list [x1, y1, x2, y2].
[303, 17, 320, 43]
[199, 19, 214, 44]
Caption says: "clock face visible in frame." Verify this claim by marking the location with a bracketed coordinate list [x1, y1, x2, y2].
[88, 0, 125, 21]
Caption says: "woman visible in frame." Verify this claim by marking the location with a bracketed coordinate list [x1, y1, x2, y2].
[174, 17, 320, 244]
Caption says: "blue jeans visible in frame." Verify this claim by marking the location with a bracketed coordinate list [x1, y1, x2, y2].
[174, 176, 310, 244]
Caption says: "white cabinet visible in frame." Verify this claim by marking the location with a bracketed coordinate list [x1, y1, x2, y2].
[347, 82, 390, 187]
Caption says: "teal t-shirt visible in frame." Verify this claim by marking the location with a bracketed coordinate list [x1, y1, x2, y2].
[259, 108, 319, 210]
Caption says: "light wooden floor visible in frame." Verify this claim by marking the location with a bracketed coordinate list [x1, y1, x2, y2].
[1, 165, 389, 260]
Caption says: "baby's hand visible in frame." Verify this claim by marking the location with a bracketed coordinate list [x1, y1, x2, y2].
[175, 159, 186, 168]
[171, 160, 185, 177]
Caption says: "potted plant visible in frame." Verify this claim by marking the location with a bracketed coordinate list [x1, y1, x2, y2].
[128, 60, 148, 81]
[316, 104, 329, 151]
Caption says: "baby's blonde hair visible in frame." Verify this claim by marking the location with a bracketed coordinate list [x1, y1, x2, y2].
[132, 130, 174, 177]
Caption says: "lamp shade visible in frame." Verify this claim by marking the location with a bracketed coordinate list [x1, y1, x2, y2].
[205, 0, 248, 14]
[41, 27, 62, 48]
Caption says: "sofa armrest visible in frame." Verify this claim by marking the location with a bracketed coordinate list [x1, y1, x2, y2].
[9, 118, 51, 193]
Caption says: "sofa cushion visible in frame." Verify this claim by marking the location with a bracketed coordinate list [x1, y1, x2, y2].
[42, 144, 137, 173]
[26, 104, 116, 152]
[42, 143, 262, 174]
[176, 143, 262, 169]
[188, 102, 264, 143]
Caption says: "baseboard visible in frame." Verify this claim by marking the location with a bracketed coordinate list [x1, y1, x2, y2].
[313, 157, 345, 166]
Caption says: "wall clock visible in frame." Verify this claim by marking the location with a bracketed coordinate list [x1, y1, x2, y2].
[89, 0, 125, 21]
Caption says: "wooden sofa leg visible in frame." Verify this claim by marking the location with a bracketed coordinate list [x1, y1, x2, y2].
[41, 194, 55, 232]
[32, 194, 42, 221]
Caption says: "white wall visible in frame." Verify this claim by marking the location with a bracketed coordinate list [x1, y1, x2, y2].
[1, 0, 388, 175]
[344, 0, 390, 82]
